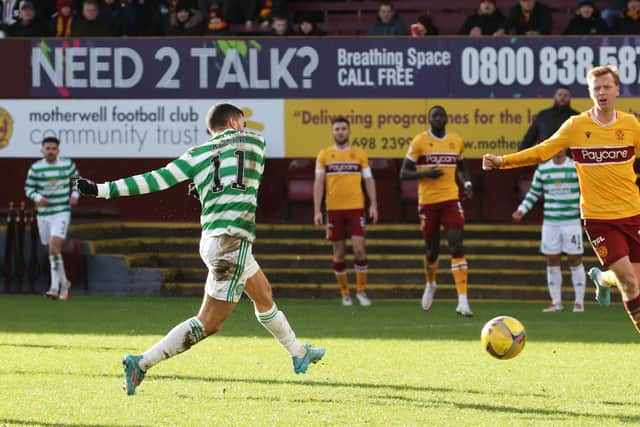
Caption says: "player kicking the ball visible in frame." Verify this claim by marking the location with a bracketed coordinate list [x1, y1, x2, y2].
[76, 103, 325, 395]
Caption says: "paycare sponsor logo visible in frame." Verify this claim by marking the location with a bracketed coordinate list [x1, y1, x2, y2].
[573, 146, 633, 164]
[419, 153, 458, 166]
[326, 162, 360, 173]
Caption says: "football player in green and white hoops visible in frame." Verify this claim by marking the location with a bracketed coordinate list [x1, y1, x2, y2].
[25, 136, 79, 301]
[76, 103, 325, 395]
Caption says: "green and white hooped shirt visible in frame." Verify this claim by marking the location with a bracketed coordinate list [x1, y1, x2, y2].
[96, 129, 266, 242]
[517, 157, 581, 226]
[25, 157, 79, 217]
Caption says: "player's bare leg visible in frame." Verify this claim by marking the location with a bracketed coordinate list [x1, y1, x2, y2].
[591, 257, 640, 333]
[244, 269, 325, 373]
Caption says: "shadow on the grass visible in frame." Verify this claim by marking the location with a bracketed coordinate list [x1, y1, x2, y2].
[0, 296, 637, 343]
[3, 369, 638, 424]
[0, 419, 144, 427]
[155, 374, 640, 424]
[0, 342, 128, 351]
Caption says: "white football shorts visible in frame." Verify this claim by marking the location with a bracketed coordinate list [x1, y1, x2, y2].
[540, 223, 584, 255]
[200, 234, 260, 303]
[36, 212, 71, 245]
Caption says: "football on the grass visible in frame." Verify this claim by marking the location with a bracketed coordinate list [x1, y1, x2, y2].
[480, 316, 526, 360]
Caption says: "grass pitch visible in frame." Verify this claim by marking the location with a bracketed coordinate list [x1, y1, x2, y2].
[0, 296, 638, 426]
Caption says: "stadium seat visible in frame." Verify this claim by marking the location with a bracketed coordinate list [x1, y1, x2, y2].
[369, 158, 403, 222]
[61, 238, 87, 291]
[400, 178, 419, 221]
[286, 158, 316, 222]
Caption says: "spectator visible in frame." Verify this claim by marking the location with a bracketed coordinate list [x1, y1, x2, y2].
[564, 0, 609, 34]
[519, 86, 579, 151]
[295, 13, 325, 36]
[100, 0, 138, 36]
[270, 14, 293, 35]
[602, 8, 622, 31]
[50, 0, 74, 37]
[135, 0, 165, 36]
[612, 0, 640, 34]
[71, 0, 110, 36]
[218, 0, 285, 30]
[203, 2, 230, 35]
[458, 0, 506, 36]
[410, 14, 439, 36]
[1, 0, 20, 27]
[7, 0, 46, 36]
[496, 0, 552, 35]
[367, 1, 409, 36]
[165, 0, 203, 35]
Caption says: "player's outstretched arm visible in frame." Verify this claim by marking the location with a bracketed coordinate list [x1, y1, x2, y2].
[75, 177, 98, 197]
[482, 154, 503, 170]
[78, 156, 194, 199]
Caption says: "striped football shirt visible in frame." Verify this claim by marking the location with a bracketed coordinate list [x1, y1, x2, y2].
[517, 157, 580, 225]
[96, 129, 265, 241]
[25, 157, 79, 216]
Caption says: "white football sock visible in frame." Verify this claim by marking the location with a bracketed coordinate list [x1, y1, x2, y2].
[49, 255, 60, 292]
[546, 265, 563, 305]
[256, 304, 305, 358]
[458, 293, 468, 306]
[58, 255, 68, 287]
[140, 317, 206, 371]
[570, 264, 586, 304]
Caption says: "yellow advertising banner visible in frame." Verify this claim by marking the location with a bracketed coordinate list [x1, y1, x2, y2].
[285, 98, 640, 159]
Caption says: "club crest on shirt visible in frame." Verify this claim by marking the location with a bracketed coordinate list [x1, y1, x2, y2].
[0, 107, 14, 150]
[585, 131, 591, 139]
[596, 245, 608, 259]
[616, 129, 624, 140]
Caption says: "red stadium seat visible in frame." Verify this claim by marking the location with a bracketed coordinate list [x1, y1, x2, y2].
[400, 178, 419, 221]
[286, 158, 316, 222]
[369, 158, 403, 222]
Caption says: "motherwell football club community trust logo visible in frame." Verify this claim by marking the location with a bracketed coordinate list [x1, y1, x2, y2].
[0, 107, 14, 150]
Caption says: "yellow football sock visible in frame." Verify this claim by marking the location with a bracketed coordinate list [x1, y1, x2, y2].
[335, 272, 349, 297]
[451, 256, 468, 296]
[355, 258, 368, 293]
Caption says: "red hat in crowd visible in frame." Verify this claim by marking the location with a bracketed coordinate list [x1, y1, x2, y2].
[56, 0, 72, 9]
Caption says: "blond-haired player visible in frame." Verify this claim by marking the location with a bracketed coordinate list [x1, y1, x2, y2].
[484, 65, 640, 334]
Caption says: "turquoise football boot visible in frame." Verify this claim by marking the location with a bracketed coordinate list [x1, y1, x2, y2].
[122, 354, 146, 395]
[292, 344, 325, 374]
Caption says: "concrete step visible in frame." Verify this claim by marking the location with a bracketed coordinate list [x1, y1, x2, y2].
[126, 253, 598, 269]
[73, 222, 545, 241]
[76, 222, 596, 300]
[163, 281, 604, 302]
[156, 266, 586, 286]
